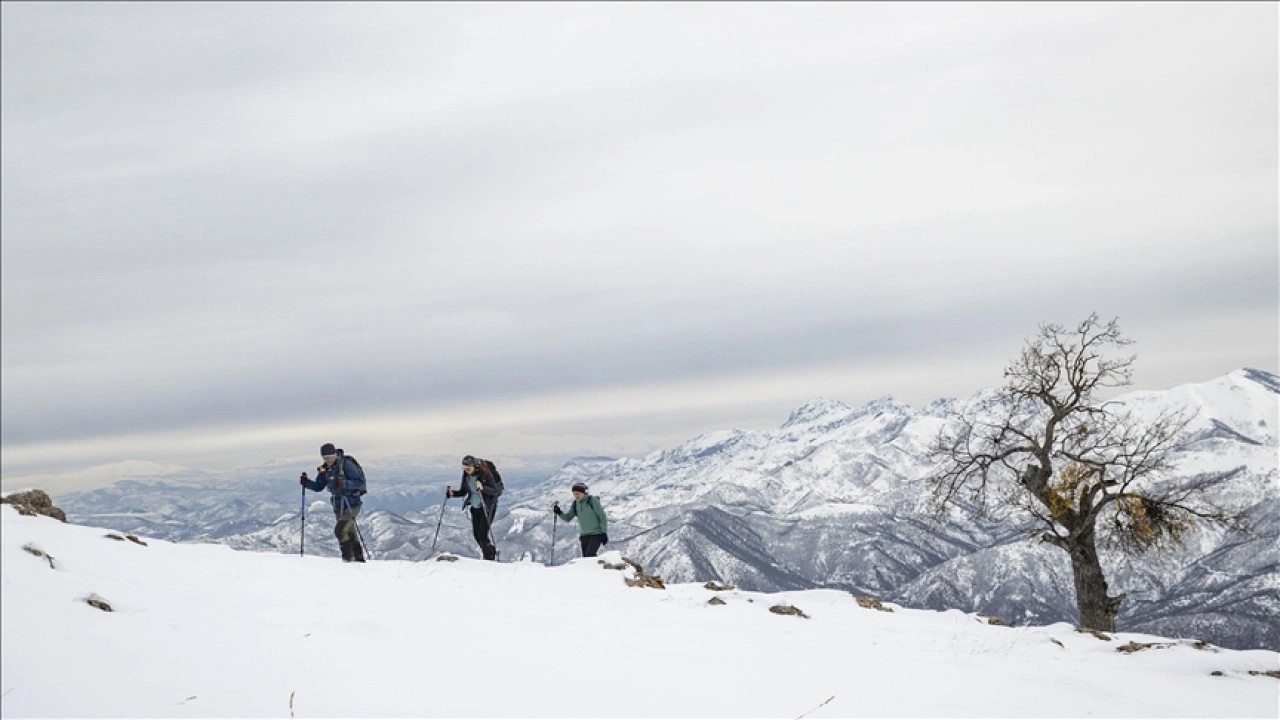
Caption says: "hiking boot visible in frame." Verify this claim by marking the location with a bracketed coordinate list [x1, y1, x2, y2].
[352, 542, 366, 563]
[340, 540, 355, 562]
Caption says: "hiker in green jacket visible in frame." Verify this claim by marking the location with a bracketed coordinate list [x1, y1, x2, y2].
[553, 482, 609, 557]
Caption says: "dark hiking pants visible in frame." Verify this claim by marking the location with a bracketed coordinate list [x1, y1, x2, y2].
[469, 506, 497, 561]
[334, 503, 361, 544]
[334, 504, 364, 561]
[580, 533, 606, 558]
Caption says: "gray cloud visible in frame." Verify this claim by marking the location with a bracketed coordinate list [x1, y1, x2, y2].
[2, 3, 1276, 477]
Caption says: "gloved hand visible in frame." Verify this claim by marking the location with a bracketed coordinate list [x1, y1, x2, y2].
[552, 501, 561, 514]
[299, 472, 309, 487]
[601, 533, 609, 545]
[445, 487, 453, 498]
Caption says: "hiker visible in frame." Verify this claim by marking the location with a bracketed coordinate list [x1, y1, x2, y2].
[553, 482, 609, 558]
[300, 443, 367, 562]
[446, 454, 499, 561]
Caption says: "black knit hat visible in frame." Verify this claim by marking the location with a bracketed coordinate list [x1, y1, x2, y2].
[320, 443, 337, 457]
[571, 482, 588, 494]
[462, 455, 477, 467]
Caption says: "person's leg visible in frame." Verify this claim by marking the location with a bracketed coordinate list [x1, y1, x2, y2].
[348, 505, 365, 562]
[469, 508, 487, 547]
[335, 509, 354, 561]
[471, 508, 496, 560]
[581, 534, 605, 558]
[484, 497, 500, 560]
[335, 504, 363, 562]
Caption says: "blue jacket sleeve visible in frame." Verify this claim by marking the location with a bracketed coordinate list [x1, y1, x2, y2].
[303, 471, 326, 492]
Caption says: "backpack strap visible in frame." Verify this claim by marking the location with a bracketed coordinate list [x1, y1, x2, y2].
[332, 453, 347, 491]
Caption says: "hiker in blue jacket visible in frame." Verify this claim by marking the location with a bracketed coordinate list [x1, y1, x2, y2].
[300, 443, 367, 562]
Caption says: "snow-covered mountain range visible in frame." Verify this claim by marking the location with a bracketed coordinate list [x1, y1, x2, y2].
[55, 369, 1280, 651]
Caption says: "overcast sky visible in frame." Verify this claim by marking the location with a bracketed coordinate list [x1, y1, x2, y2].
[2, 3, 1276, 484]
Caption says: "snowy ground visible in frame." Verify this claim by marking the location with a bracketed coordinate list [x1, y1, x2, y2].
[2, 505, 1277, 718]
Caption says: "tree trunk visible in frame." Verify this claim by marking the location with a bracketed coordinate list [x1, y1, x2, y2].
[1068, 531, 1124, 632]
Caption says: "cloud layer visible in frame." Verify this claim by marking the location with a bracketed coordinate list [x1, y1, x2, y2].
[2, 4, 1276, 477]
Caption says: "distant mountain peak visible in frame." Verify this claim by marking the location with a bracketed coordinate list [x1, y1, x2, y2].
[855, 395, 907, 414]
[781, 398, 854, 428]
[923, 397, 959, 417]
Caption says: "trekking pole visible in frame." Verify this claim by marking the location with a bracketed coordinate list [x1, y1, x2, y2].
[428, 495, 448, 557]
[550, 511, 558, 566]
[342, 495, 373, 561]
[300, 486, 306, 557]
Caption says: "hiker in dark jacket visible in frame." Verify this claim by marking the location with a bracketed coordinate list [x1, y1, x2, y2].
[300, 443, 367, 562]
[553, 482, 609, 557]
[446, 454, 499, 561]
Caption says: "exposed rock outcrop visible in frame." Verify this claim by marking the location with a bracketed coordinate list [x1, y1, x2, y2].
[1, 489, 67, 523]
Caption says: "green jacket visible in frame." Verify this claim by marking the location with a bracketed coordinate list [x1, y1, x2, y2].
[556, 494, 608, 537]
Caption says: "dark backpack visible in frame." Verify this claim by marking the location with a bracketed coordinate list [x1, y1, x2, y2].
[480, 459, 504, 497]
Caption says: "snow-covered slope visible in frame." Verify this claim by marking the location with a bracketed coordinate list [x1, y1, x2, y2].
[3, 506, 1277, 718]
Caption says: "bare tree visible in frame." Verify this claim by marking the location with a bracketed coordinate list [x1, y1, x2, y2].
[930, 314, 1244, 632]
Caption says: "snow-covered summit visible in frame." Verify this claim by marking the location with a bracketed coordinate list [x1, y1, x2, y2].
[781, 397, 855, 428]
[1119, 367, 1278, 447]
